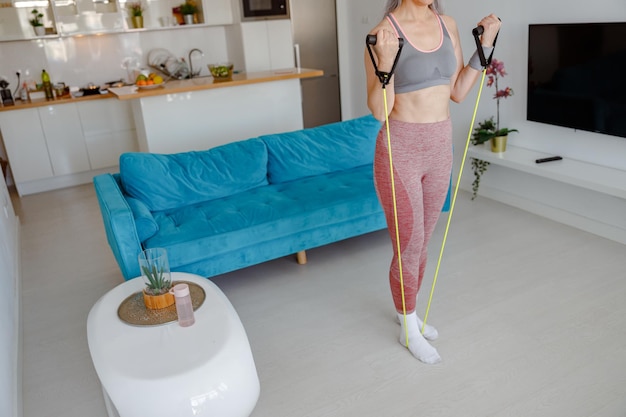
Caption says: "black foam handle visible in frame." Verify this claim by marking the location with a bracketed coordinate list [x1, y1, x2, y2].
[366, 34, 404, 47]
[472, 17, 501, 37]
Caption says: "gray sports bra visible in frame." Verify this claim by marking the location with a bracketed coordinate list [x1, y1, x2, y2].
[386, 12, 457, 94]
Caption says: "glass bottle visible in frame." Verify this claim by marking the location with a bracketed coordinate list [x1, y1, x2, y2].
[41, 69, 53, 100]
[20, 83, 28, 101]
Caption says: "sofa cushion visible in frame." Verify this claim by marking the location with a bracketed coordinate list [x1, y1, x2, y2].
[260, 115, 382, 184]
[120, 138, 269, 212]
[126, 197, 159, 242]
[143, 165, 383, 267]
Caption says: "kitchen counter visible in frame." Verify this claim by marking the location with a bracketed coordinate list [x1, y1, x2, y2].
[109, 67, 323, 100]
[120, 67, 324, 154]
[0, 91, 115, 112]
[0, 67, 324, 193]
[0, 68, 323, 112]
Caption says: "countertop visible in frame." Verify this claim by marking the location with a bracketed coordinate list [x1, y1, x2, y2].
[0, 90, 116, 112]
[0, 67, 323, 111]
[108, 67, 323, 100]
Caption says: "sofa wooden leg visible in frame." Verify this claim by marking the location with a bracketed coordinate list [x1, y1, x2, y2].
[296, 250, 307, 265]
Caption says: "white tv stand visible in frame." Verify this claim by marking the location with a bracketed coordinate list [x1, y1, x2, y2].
[466, 144, 626, 244]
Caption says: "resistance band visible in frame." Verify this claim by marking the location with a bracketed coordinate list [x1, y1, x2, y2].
[366, 34, 410, 346]
[366, 20, 500, 343]
[421, 22, 500, 334]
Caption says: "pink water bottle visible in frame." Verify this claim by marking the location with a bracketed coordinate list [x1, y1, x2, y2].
[171, 283, 195, 327]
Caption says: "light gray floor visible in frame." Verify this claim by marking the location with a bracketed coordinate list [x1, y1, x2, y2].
[15, 184, 626, 417]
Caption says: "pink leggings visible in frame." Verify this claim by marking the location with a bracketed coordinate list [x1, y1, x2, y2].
[373, 118, 452, 314]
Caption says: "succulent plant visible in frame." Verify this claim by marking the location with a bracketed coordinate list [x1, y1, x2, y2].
[141, 264, 171, 295]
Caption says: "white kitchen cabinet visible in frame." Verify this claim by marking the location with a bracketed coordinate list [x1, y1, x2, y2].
[55, 0, 124, 35]
[1, 0, 232, 41]
[85, 130, 138, 169]
[266, 19, 294, 68]
[239, 21, 271, 71]
[78, 100, 138, 169]
[0, 109, 54, 183]
[202, 0, 234, 25]
[115, 0, 232, 31]
[132, 77, 303, 154]
[238, 19, 294, 72]
[0, 160, 17, 289]
[0, 0, 56, 41]
[38, 103, 91, 176]
[0, 98, 137, 195]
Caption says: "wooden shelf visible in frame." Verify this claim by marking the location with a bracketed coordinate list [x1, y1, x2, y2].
[467, 144, 626, 199]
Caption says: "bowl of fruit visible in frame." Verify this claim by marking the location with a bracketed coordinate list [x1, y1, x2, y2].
[136, 72, 165, 89]
[208, 63, 234, 82]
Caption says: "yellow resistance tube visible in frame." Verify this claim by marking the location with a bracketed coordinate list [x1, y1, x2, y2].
[421, 69, 487, 334]
[381, 86, 410, 347]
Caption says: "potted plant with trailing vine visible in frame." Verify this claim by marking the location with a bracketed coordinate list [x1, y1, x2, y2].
[471, 58, 517, 199]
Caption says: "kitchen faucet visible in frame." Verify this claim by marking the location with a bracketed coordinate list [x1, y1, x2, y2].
[188, 48, 203, 78]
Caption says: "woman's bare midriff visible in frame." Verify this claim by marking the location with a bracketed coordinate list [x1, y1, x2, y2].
[389, 85, 451, 123]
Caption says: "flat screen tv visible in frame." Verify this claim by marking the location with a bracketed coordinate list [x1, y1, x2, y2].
[527, 22, 626, 139]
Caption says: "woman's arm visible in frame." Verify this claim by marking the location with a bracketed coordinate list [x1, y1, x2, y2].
[365, 25, 401, 121]
[446, 14, 501, 103]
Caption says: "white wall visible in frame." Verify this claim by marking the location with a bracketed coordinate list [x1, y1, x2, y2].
[0, 26, 230, 91]
[337, 0, 626, 174]
[336, 0, 384, 121]
[0, 172, 20, 417]
[444, 0, 626, 174]
[336, 0, 626, 242]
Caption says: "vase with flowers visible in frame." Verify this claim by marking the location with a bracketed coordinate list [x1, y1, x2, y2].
[470, 58, 518, 199]
[472, 59, 517, 150]
[128, 2, 145, 28]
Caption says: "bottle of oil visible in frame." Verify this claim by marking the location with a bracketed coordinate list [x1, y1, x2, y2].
[41, 69, 53, 100]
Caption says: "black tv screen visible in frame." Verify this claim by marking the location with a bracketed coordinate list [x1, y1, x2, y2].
[527, 22, 626, 138]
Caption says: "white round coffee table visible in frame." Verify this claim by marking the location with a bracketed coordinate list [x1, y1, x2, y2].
[87, 272, 260, 417]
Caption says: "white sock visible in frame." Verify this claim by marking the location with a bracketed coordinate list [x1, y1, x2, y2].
[397, 312, 441, 364]
[395, 312, 439, 341]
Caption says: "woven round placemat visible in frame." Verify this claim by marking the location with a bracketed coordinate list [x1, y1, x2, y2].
[117, 281, 205, 326]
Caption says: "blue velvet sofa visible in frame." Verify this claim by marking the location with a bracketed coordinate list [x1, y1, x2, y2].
[94, 115, 394, 280]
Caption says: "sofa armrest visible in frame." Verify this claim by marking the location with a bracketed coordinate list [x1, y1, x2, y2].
[93, 173, 143, 280]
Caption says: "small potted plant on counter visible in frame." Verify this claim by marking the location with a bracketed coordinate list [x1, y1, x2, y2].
[29, 9, 45, 36]
[179, 0, 198, 24]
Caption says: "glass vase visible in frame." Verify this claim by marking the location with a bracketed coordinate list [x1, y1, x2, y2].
[138, 248, 174, 309]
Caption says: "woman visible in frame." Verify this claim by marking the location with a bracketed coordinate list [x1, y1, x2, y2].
[365, 0, 500, 364]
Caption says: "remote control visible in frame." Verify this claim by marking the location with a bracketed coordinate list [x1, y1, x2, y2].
[535, 156, 563, 164]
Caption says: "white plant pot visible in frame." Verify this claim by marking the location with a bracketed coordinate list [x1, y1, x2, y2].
[34, 26, 45, 36]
